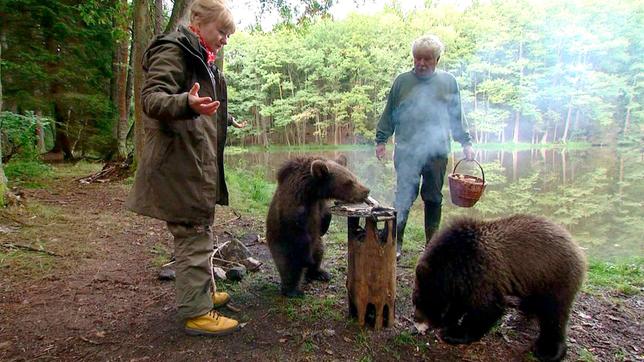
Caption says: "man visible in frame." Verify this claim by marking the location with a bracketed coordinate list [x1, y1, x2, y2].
[375, 34, 474, 259]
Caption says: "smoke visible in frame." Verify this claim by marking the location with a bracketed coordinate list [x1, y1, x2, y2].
[392, 82, 455, 165]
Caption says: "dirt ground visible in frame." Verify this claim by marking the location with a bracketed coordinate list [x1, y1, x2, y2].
[0, 168, 642, 362]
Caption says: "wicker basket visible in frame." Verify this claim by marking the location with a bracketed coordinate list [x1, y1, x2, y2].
[448, 159, 486, 208]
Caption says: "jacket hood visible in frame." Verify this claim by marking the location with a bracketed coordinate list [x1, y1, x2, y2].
[145, 26, 204, 67]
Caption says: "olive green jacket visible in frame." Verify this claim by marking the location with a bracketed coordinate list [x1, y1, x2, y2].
[126, 26, 230, 225]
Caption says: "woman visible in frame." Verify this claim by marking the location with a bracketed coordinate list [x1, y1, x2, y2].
[126, 0, 243, 336]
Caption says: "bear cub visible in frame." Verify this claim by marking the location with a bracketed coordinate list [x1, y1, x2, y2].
[266, 155, 370, 297]
[413, 214, 586, 362]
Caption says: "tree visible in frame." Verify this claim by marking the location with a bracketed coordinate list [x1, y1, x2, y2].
[113, 0, 132, 160]
[131, 0, 156, 161]
[165, 0, 194, 33]
[0, 12, 6, 205]
[130, 0, 192, 161]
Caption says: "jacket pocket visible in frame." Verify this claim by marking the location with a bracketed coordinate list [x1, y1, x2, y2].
[145, 129, 173, 170]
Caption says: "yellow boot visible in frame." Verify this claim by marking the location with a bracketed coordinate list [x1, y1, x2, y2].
[212, 291, 231, 308]
[184, 310, 239, 336]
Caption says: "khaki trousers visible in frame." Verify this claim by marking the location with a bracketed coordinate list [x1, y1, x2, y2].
[166, 222, 213, 321]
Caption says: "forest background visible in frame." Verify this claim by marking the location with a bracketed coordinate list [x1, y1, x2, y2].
[0, 0, 642, 202]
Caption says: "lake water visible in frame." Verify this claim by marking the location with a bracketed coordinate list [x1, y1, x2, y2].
[226, 146, 643, 260]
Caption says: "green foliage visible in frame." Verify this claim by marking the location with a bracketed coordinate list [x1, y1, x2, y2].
[2, 0, 118, 159]
[4, 0, 643, 157]
[391, 331, 427, 352]
[1, 112, 53, 186]
[585, 258, 643, 295]
[0, 111, 49, 160]
[225, 162, 275, 215]
[223, 0, 643, 147]
[4, 160, 52, 187]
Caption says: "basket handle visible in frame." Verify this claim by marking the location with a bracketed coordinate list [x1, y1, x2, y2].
[452, 158, 485, 184]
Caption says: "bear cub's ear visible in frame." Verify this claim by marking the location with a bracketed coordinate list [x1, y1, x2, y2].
[311, 160, 330, 179]
[334, 154, 348, 166]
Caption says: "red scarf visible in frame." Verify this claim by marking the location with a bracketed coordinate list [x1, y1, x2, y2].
[189, 25, 216, 65]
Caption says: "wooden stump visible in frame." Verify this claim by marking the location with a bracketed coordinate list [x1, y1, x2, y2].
[346, 216, 396, 329]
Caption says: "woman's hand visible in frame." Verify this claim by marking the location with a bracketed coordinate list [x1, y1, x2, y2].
[188, 82, 220, 116]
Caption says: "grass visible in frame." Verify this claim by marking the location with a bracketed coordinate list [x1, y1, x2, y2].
[150, 243, 171, 268]
[301, 339, 316, 353]
[4, 159, 53, 188]
[225, 164, 275, 216]
[225, 146, 250, 155]
[50, 160, 103, 178]
[0, 248, 57, 280]
[577, 347, 597, 362]
[4, 158, 103, 190]
[391, 331, 427, 352]
[280, 294, 344, 323]
[584, 257, 643, 295]
[0, 163, 107, 281]
[467, 141, 591, 151]
[0, 203, 69, 281]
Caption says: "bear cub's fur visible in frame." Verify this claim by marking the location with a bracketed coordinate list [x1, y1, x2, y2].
[266, 155, 370, 297]
[413, 214, 586, 362]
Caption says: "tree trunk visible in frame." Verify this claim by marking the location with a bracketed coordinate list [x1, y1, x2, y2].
[125, 32, 135, 144]
[513, 38, 524, 144]
[35, 110, 45, 153]
[473, 74, 477, 111]
[132, 0, 155, 161]
[561, 149, 567, 185]
[540, 129, 548, 144]
[623, 104, 631, 137]
[155, 0, 163, 35]
[347, 216, 396, 330]
[622, 78, 635, 137]
[114, 0, 131, 160]
[334, 115, 339, 145]
[0, 20, 6, 204]
[553, 123, 558, 142]
[562, 98, 573, 143]
[301, 117, 307, 145]
[260, 116, 269, 147]
[165, 0, 194, 33]
[45, 15, 73, 160]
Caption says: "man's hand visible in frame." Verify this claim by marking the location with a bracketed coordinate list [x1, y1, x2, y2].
[232, 118, 248, 129]
[463, 145, 474, 161]
[188, 82, 220, 116]
[376, 143, 386, 160]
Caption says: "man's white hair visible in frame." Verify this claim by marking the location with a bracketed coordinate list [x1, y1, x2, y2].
[411, 34, 445, 59]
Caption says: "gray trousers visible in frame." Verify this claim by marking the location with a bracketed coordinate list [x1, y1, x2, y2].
[166, 222, 214, 321]
[393, 150, 448, 244]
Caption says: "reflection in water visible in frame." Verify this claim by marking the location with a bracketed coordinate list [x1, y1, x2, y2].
[226, 147, 643, 259]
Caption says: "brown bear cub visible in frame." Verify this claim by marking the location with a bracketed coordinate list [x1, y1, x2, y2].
[413, 214, 586, 362]
[266, 155, 370, 297]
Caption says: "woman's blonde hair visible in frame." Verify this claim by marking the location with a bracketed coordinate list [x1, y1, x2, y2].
[190, 0, 236, 34]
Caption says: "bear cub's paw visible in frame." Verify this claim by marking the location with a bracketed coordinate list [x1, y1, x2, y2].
[281, 288, 305, 298]
[439, 325, 484, 345]
[534, 339, 567, 362]
[305, 269, 331, 283]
